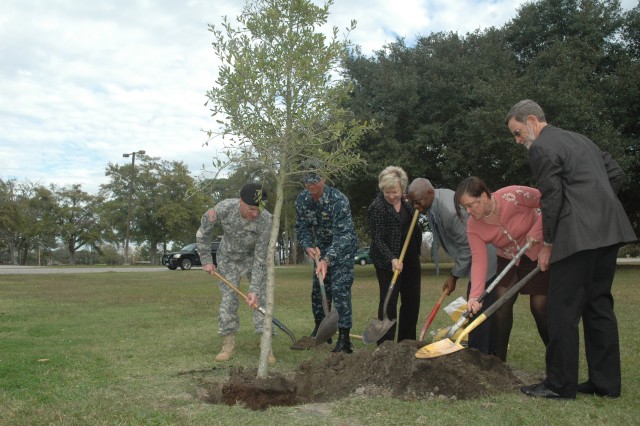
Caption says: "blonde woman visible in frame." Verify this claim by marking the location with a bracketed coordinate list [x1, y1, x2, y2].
[367, 166, 422, 344]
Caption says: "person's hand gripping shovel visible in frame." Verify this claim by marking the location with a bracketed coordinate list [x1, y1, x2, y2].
[362, 209, 419, 344]
[416, 264, 541, 359]
[441, 241, 531, 341]
[312, 254, 339, 343]
[211, 270, 297, 343]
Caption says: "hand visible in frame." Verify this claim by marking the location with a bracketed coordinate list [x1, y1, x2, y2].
[538, 245, 552, 272]
[246, 292, 258, 308]
[443, 275, 457, 295]
[316, 259, 328, 281]
[391, 258, 403, 273]
[467, 297, 482, 315]
[306, 247, 321, 260]
[202, 263, 217, 275]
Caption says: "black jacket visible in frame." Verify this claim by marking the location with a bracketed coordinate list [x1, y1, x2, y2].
[529, 125, 636, 262]
[368, 192, 422, 270]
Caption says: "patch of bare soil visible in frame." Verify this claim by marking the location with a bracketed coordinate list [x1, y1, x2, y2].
[199, 340, 542, 411]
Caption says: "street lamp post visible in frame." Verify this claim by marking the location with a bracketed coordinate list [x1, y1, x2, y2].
[122, 150, 145, 265]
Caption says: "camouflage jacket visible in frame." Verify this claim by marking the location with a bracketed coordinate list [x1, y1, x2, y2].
[196, 198, 272, 292]
[295, 185, 358, 265]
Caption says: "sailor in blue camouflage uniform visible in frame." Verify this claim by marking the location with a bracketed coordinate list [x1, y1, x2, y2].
[295, 170, 358, 353]
[196, 183, 275, 364]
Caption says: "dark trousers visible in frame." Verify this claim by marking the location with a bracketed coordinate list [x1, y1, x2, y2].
[466, 277, 496, 354]
[544, 245, 621, 397]
[311, 261, 354, 329]
[374, 255, 421, 343]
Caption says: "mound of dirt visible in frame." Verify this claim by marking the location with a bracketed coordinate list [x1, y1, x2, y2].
[201, 340, 541, 411]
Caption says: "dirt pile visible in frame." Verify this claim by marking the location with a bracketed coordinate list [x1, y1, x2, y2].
[201, 340, 539, 411]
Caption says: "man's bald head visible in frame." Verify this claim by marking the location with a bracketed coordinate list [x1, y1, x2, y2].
[408, 178, 436, 213]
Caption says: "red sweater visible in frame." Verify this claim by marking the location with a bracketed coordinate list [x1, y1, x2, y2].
[467, 186, 543, 299]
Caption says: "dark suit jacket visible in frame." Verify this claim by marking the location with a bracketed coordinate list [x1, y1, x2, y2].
[368, 192, 422, 271]
[528, 125, 637, 263]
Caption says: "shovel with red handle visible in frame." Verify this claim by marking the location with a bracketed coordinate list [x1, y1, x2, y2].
[419, 288, 448, 341]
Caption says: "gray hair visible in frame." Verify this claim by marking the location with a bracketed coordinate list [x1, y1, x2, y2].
[504, 99, 547, 125]
[378, 166, 408, 192]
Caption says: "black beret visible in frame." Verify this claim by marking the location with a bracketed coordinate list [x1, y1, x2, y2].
[240, 183, 267, 206]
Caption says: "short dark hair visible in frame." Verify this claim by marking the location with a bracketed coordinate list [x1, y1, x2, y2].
[453, 176, 492, 219]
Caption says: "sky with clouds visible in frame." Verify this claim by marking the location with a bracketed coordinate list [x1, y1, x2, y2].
[2, 0, 637, 194]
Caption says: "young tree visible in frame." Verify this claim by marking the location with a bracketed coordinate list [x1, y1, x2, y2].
[206, 0, 375, 377]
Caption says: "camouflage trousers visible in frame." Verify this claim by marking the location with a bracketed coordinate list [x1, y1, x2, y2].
[311, 261, 354, 329]
[216, 257, 267, 336]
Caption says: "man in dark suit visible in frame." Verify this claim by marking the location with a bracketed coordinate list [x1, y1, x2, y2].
[505, 100, 637, 399]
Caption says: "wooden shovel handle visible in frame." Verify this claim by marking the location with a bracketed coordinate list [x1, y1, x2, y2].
[390, 209, 420, 285]
[212, 269, 256, 308]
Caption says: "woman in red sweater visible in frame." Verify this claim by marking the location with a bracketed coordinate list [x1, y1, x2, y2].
[454, 176, 549, 362]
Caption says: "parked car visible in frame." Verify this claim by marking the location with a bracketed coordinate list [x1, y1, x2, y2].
[354, 246, 372, 265]
[162, 239, 220, 270]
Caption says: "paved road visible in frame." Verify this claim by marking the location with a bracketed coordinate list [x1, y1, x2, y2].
[0, 265, 174, 275]
[2, 258, 639, 274]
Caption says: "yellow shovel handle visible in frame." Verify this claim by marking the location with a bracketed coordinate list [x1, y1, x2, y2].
[390, 209, 420, 284]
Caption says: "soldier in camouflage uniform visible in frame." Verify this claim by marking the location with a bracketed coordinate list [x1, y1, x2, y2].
[196, 183, 275, 364]
[295, 171, 358, 353]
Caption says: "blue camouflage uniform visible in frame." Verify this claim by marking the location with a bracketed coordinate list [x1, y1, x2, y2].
[295, 185, 358, 329]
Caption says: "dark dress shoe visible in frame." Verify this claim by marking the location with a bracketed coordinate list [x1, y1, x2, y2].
[577, 381, 619, 398]
[521, 382, 573, 399]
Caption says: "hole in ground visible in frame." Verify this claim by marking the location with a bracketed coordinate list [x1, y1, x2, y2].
[198, 340, 542, 411]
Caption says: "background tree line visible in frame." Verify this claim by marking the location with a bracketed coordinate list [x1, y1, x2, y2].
[1, 0, 638, 265]
[341, 0, 639, 238]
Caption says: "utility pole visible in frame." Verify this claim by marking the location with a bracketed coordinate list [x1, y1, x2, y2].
[122, 150, 145, 265]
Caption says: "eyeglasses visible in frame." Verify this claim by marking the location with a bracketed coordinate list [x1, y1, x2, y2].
[460, 199, 481, 210]
[512, 127, 522, 137]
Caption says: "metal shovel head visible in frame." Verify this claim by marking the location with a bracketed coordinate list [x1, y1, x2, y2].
[361, 317, 397, 344]
[415, 318, 479, 359]
[415, 338, 465, 359]
[315, 309, 338, 343]
[433, 325, 467, 342]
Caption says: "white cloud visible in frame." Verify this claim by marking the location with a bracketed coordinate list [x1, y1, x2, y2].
[1, 0, 637, 193]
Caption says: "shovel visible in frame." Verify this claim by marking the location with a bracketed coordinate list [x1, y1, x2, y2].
[211, 270, 297, 344]
[443, 241, 531, 340]
[313, 254, 339, 343]
[415, 265, 541, 359]
[362, 209, 419, 345]
[419, 288, 448, 341]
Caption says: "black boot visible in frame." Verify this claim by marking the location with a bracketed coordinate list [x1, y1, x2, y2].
[331, 328, 353, 354]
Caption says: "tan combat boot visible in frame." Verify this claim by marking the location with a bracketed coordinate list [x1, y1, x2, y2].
[268, 348, 276, 365]
[215, 335, 235, 361]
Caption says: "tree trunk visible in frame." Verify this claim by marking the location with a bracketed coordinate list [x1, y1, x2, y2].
[257, 176, 286, 378]
[68, 239, 76, 265]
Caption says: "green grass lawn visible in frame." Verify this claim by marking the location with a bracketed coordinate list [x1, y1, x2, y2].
[1, 264, 638, 425]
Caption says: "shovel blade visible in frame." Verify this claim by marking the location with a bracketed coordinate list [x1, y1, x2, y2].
[361, 317, 397, 345]
[415, 338, 465, 359]
[315, 310, 339, 343]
